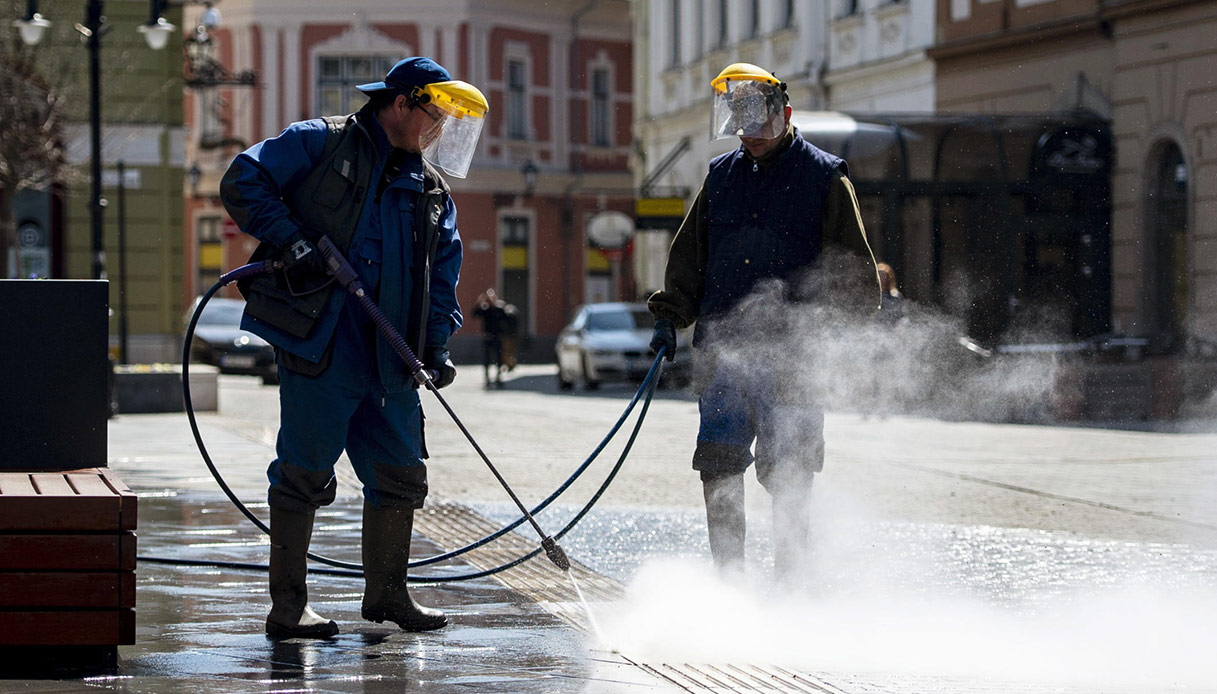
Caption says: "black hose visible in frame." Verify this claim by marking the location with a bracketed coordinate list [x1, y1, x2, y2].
[169, 265, 666, 580]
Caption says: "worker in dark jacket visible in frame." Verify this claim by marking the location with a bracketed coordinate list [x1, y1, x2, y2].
[648, 63, 877, 582]
[220, 57, 487, 638]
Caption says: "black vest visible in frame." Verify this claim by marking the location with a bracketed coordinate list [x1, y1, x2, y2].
[699, 134, 845, 323]
[239, 114, 449, 365]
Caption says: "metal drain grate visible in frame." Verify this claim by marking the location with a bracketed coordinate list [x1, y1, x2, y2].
[413, 498, 623, 633]
[623, 661, 853, 693]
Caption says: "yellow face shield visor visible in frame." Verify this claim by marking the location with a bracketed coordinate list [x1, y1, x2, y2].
[415, 80, 488, 179]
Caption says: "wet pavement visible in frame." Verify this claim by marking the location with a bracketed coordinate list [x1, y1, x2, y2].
[5, 365, 1217, 692]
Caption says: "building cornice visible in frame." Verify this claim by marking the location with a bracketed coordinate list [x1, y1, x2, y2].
[929, 14, 1105, 61]
[823, 50, 931, 85]
[930, 0, 1211, 61]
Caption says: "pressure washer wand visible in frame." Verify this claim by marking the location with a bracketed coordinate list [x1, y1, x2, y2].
[316, 237, 571, 572]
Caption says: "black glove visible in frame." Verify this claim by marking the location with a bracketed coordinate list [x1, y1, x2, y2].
[282, 233, 326, 276]
[650, 318, 677, 362]
[422, 345, 456, 389]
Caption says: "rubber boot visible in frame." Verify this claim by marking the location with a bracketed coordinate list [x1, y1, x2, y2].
[772, 491, 812, 587]
[361, 501, 447, 631]
[266, 507, 339, 639]
[702, 474, 746, 576]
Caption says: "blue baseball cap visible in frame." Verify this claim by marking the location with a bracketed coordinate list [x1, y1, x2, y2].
[356, 57, 451, 94]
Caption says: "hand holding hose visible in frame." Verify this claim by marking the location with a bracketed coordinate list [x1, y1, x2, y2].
[422, 345, 457, 389]
[650, 318, 677, 362]
[283, 233, 326, 276]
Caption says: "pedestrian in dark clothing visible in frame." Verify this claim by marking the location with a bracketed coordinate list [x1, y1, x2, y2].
[500, 301, 520, 372]
[221, 57, 488, 638]
[473, 288, 509, 387]
[648, 63, 877, 583]
[875, 262, 905, 326]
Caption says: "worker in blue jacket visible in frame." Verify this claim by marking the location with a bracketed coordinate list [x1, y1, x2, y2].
[220, 57, 488, 638]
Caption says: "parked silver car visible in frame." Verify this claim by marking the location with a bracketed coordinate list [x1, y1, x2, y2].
[555, 302, 690, 390]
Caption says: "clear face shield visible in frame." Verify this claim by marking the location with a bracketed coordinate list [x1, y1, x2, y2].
[416, 80, 488, 179]
[710, 79, 785, 141]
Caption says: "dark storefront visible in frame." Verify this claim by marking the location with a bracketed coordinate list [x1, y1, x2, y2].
[794, 111, 1113, 347]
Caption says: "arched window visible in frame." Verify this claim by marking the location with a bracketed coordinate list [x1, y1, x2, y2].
[1146, 140, 1189, 351]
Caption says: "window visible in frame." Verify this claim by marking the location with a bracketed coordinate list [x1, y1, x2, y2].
[1149, 140, 1189, 350]
[694, 4, 705, 57]
[197, 216, 222, 294]
[316, 55, 394, 114]
[669, 0, 681, 67]
[500, 216, 531, 334]
[591, 69, 611, 147]
[717, 0, 728, 47]
[507, 59, 528, 140]
[747, 0, 760, 38]
[843, 0, 859, 16]
[783, 0, 796, 28]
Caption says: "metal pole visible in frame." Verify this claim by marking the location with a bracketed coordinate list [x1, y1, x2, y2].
[87, 0, 106, 280]
[117, 161, 128, 364]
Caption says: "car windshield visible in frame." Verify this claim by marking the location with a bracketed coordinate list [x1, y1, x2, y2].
[198, 301, 245, 326]
[586, 308, 652, 332]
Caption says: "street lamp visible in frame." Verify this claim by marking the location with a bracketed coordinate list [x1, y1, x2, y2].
[14, 0, 175, 280]
[187, 162, 202, 196]
[521, 159, 538, 196]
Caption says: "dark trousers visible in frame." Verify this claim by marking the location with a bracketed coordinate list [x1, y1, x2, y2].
[481, 335, 503, 383]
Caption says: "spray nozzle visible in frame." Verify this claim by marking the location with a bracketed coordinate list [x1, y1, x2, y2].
[541, 536, 570, 571]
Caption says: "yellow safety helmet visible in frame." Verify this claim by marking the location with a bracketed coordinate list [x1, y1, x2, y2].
[415, 80, 489, 120]
[710, 63, 782, 93]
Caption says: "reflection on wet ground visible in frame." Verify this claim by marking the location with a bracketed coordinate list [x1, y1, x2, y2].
[5, 493, 656, 693]
[7, 491, 1217, 692]
[477, 501, 1217, 608]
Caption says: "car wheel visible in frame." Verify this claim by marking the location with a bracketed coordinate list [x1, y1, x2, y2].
[557, 364, 574, 391]
[261, 369, 280, 386]
[581, 354, 600, 391]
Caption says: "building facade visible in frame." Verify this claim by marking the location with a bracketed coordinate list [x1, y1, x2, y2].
[933, 0, 1217, 414]
[935, 0, 1217, 351]
[825, 0, 936, 111]
[184, 0, 634, 361]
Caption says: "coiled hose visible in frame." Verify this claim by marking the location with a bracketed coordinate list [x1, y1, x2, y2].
[142, 260, 667, 581]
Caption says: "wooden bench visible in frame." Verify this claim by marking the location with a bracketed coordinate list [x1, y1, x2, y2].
[0, 468, 137, 650]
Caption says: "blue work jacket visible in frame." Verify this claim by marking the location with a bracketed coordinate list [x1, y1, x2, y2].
[222, 106, 463, 392]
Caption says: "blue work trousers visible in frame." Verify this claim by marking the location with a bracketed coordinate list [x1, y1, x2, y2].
[693, 355, 824, 492]
[269, 298, 427, 512]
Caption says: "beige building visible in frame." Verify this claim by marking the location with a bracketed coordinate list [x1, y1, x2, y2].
[934, 0, 1217, 363]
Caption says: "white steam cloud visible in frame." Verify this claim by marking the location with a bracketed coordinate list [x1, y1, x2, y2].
[598, 557, 1217, 688]
[695, 251, 1066, 423]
